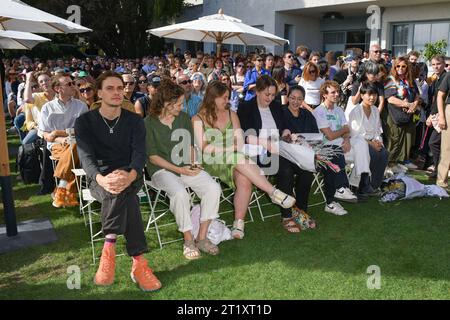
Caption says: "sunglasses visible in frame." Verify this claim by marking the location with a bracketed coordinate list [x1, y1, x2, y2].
[80, 87, 93, 93]
[179, 80, 192, 85]
[124, 81, 135, 86]
[286, 55, 293, 59]
[138, 80, 147, 84]
[309, 70, 316, 73]
[222, 55, 230, 58]
[256, 59, 263, 62]
[446, 64, 449, 67]
[395, 65, 407, 69]
[373, 50, 381, 53]
[237, 64, 244, 67]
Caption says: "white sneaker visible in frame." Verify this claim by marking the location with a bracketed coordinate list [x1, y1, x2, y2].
[325, 202, 348, 216]
[427, 165, 435, 172]
[403, 162, 418, 170]
[270, 189, 296, 209]
[334, 187, 358, 203]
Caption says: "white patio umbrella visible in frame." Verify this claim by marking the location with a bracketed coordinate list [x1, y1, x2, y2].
[148, 8, 289, 56]
[0, 0, 92, 33]
[0, 30, 50, 50]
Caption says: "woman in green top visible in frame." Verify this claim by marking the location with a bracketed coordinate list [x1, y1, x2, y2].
[192, 81, 296, 240]
[145, 80, 222, 260]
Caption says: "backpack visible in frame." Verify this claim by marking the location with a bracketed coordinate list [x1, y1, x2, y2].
[16, 141, 42, 184]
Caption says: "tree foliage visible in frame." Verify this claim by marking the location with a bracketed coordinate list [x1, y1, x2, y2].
[22, 0, 186, 57]
[421, 39, 448, 62]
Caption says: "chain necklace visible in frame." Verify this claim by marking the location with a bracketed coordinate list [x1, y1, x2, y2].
[100, 114, 121, 134]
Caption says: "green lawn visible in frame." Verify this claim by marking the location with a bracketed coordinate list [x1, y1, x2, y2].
[1, 136, 450, 300]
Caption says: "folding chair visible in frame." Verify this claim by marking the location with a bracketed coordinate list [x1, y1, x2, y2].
[309, 171, 327, 207]
[143, 178, 184, 250]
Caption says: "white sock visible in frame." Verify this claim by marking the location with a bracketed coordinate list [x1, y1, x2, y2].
[58, 179, 68, 188]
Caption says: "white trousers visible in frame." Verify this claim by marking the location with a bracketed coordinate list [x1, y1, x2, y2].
[151, 169, 221, 233]
[345, 136, 371, 187]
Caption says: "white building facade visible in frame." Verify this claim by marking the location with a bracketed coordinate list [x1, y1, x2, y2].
[173, 0, 450, 57]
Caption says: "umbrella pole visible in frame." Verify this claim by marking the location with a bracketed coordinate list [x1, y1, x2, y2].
[0, 72, 18, 237]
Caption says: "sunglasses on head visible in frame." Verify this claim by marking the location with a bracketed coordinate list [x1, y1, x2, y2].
[179, 79, 192, 85]
[80, 87, 92, 93]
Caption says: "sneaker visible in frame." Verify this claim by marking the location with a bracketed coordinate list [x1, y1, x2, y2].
[334, 187, 358, 203]
[231, 219, 245, 239]
[65, 192, 79, 207]
[6, 127, 17, 135]
[426, 165, 435, 172]
[403, 161, 418, 170]
[94, 245, 116, 286]
[131, 257, 162, 292]
[52, 187, 66, 208]
[325, 202, 348, 216]
[270, 189, 296, 209]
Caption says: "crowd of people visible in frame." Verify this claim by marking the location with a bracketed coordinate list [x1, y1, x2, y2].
[2, 43, 450, 292]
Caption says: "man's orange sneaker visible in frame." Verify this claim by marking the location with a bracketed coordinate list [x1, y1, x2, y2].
[65, 192, 79, 207]
[94, 245, 116, 286]
[52, 187, 66, 208]
[131, 257, 162, 292]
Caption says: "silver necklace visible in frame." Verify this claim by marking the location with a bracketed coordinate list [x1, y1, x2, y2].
[101, 114, 121, 134]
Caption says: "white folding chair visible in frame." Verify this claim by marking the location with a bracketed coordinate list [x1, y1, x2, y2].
[143, 178, 183, 249]
[309, 171, 327, 207]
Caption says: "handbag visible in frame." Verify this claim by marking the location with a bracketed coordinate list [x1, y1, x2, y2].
[387, 103, 412, 125]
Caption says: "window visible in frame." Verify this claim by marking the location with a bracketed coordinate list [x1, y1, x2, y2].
[323, 31, 369, 52]
[392, 24, 409, 57]
[392, 22, 450, 59]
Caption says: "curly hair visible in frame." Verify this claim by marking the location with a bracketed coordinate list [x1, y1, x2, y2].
[149, 79, 184, 118]
[198, 81, 230, 128]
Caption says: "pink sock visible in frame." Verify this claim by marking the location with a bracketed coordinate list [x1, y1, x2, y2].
[132, 255, 144, 264]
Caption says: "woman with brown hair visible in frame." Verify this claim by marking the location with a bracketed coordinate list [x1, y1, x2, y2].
[192, 81, 295, 239]
[299, 62, 325, 111]
[145, 80, 222, 260]
[78, 82, 97, 108]
[384, 56, 421, 173]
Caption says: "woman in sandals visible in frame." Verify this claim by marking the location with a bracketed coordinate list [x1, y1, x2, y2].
[238, 75, 306, 233]
[192, 81, 296, 239]
[145, 80, 222, 260]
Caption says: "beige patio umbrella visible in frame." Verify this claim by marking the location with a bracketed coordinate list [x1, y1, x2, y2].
[148, 8, 289, 57]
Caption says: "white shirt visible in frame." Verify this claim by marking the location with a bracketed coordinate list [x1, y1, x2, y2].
[258, 106, 279, 140]
[313, 103, 347, 146]
[299, 78, 325, 106]
[348, 104, 383, 142]
[39, 96, 88, 150]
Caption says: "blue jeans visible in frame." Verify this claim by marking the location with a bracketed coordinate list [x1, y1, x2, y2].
[13, 113, 26, 142]
[22, 129, 39, 145]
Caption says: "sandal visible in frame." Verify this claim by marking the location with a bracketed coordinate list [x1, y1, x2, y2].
[282, 217, 301, 233]
[183, 240, 201, 260]
[196, 238, 220, 255]
[231, 219, 245, 239]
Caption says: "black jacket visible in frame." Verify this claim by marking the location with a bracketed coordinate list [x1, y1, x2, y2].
[237, 97, 287, 141]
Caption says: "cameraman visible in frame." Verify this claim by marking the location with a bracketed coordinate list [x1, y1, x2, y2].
[333, 54, 362, 108]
